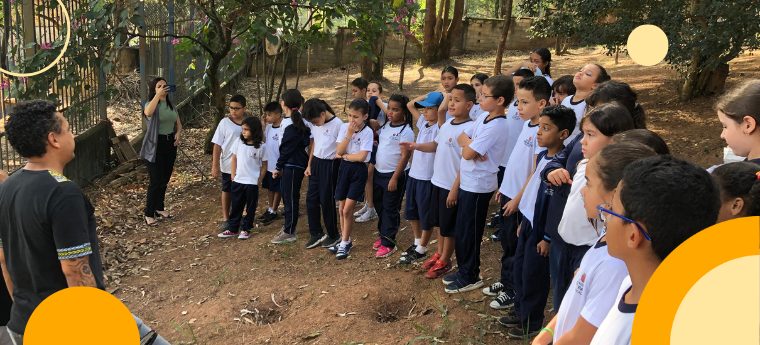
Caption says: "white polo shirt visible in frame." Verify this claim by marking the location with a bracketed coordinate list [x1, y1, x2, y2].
[232, 141, 265, 185]
[336, 123, 374, 162]
[431, 118, 474, 190]
[554, 240, 629, 342]
[517, 151, 551, 226]
[558, 160, 600, 246]
[561, 95, 587, 145]
[501, 100, 525, 167]
[590, 276, 635, 345]
[375, 122, 415, 173]
[459, 112, 509, 193]
[408, 117, 439, 181]
[311, 115, 344, 160]
[211, 117, 243, 174]
[499, 121, 542, 199]
[263, 123, 283, 173]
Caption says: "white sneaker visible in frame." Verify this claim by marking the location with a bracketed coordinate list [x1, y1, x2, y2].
[355, 208, 377, 223]
[353, 203, 368, 217]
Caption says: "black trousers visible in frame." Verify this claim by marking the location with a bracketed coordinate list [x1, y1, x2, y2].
[373, 169, 407, 248]
[228, 182, 259, 232]
[307, 158, 340, 239]
[144, 134, 177, 217]
[282, 166, 305, 235]
[513, 218, 550, 332]
[499, 194, 523, 290]
[453, 189, 493, 283]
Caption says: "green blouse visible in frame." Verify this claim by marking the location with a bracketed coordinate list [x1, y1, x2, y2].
[157, 101, 178, 135]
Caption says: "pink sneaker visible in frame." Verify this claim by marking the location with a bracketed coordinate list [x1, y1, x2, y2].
[217, 230, 237, 238]
[375, 245, 397, 258]
[372, 238, 382, 251]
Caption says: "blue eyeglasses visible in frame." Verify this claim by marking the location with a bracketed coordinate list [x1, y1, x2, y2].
[596, 205, 652, 241]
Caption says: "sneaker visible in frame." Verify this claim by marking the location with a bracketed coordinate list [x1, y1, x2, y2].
[238, 231, 251, 240]
[424, 260, 452, 279]
[353, 203, 368, 217]
[497, 312, 520, 328]
[444, 278, 484, 294]
[355, 208, 377, 223]
[372, 238, 382, 251]
[399, 244, 416, 257]
[375, 245, 396, 258]
[336, 241, 353, 260]
[421, 253, 441, 271]
[217, 230, 238, 238]
[482, 281, 504, 296]
[321, 236, 341, 248]
[270, 231, 296, 244]
[490, 229, 501, 241]
[305, 234, 328, 249]
[507, 326, 540, 339]
[399, 248, 426, 264]
[489, 290, 515, 310]
[258, 210, 278, 225]
[441, 271, 459, 285]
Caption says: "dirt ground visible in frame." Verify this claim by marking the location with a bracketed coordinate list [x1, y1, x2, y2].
[94, 48, 759, 344]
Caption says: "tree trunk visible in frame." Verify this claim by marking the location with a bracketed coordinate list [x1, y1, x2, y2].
[422, 0, 437, 65]
[204, 57, 225, 154]
[493, 0, 514, 75]
[439, 0, 464, 60]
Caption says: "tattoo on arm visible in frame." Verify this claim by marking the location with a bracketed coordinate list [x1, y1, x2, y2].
[61, 256, 97, 287]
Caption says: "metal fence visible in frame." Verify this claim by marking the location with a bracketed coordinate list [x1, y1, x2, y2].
[0, 0, 105, 173]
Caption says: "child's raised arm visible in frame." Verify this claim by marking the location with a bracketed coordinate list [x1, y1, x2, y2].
[407, 96, 425, 120]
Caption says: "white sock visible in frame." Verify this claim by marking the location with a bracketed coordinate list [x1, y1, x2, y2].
[415, 245, 427, 254]
[340, 240, 350, 246]
[268, 207, 274, 213]
[414, 238, 421, 246]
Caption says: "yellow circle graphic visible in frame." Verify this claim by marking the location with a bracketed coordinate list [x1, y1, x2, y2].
[0, 0, 71, 77]
[633, 216, 760, 344]
[24, 287, 139, 344]
[671, 256, 759, 344]
[626, 24, 668, 66]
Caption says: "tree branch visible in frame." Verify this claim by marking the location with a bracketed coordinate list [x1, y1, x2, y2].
[128, 31, 216, 55]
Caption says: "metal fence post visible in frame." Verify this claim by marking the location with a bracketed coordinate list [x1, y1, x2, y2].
[167, 0, 176, 90]
[138, 0, 148, 106]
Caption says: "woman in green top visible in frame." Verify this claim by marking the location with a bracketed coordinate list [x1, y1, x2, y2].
[142, 77, 182, 226]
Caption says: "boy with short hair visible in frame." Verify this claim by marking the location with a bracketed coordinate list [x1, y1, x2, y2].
[485, 76, 553, 309]
[590, 155, 719, 345]
[260, 101, 284, 224]
[443, 75, 513, 294]
[211, 94, 247, 228]
[397, 91, 443, 264]
[499, 105, 576, 338]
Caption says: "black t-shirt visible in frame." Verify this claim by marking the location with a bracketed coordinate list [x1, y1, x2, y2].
[0, 170, 105, 334]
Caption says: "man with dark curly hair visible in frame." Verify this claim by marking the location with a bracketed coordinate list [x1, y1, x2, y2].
[0, 100, 171, 344]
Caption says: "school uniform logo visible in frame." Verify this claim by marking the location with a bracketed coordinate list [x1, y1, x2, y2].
[272, 133, 280, 142]
[575, 273, 587, 296]
[447, 136, 458, 148]
[390, 132, 402, 142]
[523, 135, 535, 147]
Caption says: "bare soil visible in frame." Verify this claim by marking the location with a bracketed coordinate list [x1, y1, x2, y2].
[95, 48, 759, 344]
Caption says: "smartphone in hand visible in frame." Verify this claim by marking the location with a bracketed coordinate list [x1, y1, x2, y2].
[166, 85, 177, 92]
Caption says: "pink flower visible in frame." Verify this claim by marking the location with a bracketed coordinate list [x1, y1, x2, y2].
[233, 38, 241, 45]
[171, 38, 181, 45]
[40, 42, 53, 50]
[406, 0, 414, 4]
[1, 80, 9, 90]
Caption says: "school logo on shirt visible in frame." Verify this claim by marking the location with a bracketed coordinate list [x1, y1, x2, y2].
[523, 135, 535, 147]
[575, 273, 587, 296]
[447, 136, 457, 148]
[390, 132, 402, 142]
[272, 133, 280, 142]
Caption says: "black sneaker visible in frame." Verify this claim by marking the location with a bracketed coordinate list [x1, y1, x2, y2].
[305, 234, 328, 249]
[399, 244, 416, 257]
[489, 290, 515, 310]
[441, 271, 459, 285]
[321, 236, 341, 248]
[398, 249, 426, 264]
[507, 326, 541, 339]
[258, 210, 277, 225]
[490, 229, 501, 241]
[482, 281, 504, 296]
[498, 312, 520, 328]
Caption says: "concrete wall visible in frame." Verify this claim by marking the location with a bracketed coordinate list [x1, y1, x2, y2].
[63, 120, 112, 186]
[246, 17, 555, 77]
